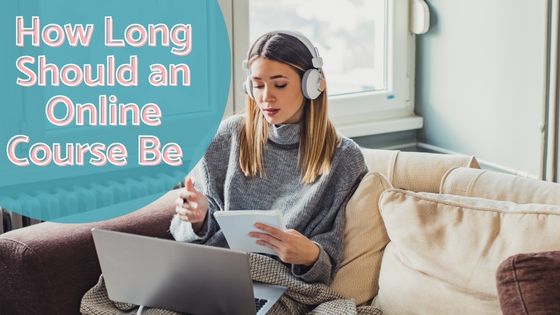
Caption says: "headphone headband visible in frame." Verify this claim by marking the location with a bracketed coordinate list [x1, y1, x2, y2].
[242, 31, 323, 71]
[274, 31, 323, 69]
[243, 31, 325, 100]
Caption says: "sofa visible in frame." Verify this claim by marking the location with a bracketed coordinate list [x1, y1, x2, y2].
[1, 148, 560, 315]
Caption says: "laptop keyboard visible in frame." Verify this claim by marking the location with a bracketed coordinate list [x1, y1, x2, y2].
[255, 298, 268, 312]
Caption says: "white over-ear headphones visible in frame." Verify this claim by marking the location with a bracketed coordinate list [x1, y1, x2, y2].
[242, 31, 325, 100]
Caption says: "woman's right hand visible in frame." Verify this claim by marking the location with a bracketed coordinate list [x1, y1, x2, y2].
[175, 177, 209, 232]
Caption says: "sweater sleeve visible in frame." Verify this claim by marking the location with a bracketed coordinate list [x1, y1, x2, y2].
[169, 161, 223, 244]
[169, 195, 223, 244]
[169, 116, 243, 246]
[290, 185, 359, 284]
[291, 139, 367, 284]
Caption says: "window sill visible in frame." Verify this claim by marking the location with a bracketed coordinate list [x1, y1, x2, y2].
[335, 115, 423, 138]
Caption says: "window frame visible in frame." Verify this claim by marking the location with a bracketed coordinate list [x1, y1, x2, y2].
[220, 0, 422, 137]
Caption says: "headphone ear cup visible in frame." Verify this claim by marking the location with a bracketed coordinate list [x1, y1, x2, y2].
[244, 76, 254, 100]
[301, 69, 323, 100]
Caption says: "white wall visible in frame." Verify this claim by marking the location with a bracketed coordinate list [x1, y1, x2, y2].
[416, 0, 549, 177]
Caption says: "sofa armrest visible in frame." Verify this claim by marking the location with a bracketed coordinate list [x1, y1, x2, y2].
[0, 189, 178, 315]
[360, 149, 479, 193]
[440, 167, 560, 205]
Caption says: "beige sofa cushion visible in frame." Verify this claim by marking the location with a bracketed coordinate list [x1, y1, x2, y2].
[441, 167, 560, 205]
[373, 188, 560, 315]
[361, 149, 399, 177]
[361, 149, 479, 193]
[330, 172, 391, 305]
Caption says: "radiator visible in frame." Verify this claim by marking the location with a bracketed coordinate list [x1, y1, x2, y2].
[0, 170, 183, 234]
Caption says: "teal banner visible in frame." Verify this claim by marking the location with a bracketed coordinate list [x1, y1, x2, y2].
[0, 0, 230, 222]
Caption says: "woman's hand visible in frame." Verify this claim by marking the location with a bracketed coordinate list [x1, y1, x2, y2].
[175, 177, 209, 232]
[249, 223, 320, 266]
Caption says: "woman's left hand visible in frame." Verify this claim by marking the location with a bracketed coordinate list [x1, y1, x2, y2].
[249, 223, 320, 266]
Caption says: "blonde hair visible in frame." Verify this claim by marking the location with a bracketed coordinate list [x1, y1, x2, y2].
[239, 32, 339, 184]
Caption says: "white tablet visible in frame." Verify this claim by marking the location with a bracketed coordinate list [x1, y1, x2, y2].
[214, 210, 285, 255]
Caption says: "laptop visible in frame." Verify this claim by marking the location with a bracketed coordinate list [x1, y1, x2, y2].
[91, 228, 286, 315]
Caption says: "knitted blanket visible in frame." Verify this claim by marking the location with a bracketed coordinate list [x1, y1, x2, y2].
[81, 253, 382, 315]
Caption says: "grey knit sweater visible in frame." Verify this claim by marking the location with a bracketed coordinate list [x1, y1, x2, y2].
[170, 115, 367, 284]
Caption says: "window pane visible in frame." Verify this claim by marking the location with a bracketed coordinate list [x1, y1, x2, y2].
[248, 0, 387, 96]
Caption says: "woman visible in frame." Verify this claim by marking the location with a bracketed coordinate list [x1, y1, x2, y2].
[170, 31, 367, 285]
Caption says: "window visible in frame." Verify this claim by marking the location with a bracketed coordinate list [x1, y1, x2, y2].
[221, 0, 423, 137]
[249, 0, 387, 96]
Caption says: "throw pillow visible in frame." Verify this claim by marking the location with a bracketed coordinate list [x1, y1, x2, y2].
[330, 171, 391, 305]
[373, 189, 560, 315]
[496, 251, 560, 315]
